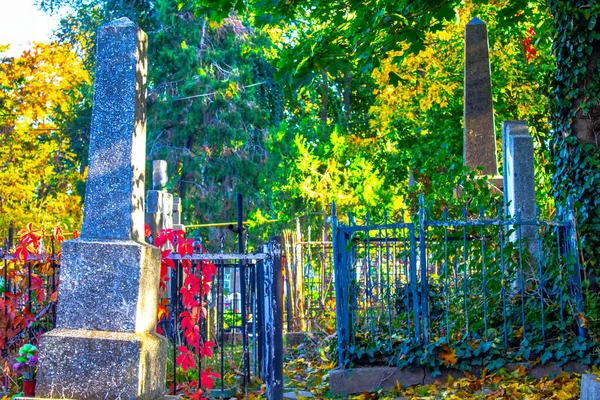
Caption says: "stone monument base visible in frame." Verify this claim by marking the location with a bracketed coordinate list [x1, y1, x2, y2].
[35, 329, 168, 400]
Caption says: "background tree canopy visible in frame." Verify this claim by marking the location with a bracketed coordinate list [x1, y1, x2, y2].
[1, 0, 598, 298]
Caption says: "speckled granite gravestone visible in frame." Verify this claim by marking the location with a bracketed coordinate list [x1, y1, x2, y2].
[34, 18, 168, 400]
[502, 121, 538, 256]
[464, 18, 501, 188]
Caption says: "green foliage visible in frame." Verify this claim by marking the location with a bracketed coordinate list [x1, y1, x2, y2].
[548, 0, 600, 333]
[146, 6, 281, 240]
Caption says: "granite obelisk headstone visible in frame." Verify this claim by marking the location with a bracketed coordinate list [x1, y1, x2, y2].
[464, 18, 501, 187]
[34, 18, 168, 400]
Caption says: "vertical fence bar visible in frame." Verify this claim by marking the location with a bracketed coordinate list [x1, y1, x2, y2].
[332, 202, 349, 366]
[218, 260, 225, 397]
[480, 209, 488, 341]
[566, 198, 586, 337]
[171, 259, 179, 395]
[516, 211, 526, 338]
[236, 193, 250, 387]
[418, 194, 429, 344]
[408, 223, 420, 345]
[537, 228, 545, 346]
[51, 235, 58, 326]
[256, 258, 265, 382]
[462, 205, 469, 338]
[500, 219, 508, 350]
[262, 236, 283, 400]
[443, 208, 450, 344]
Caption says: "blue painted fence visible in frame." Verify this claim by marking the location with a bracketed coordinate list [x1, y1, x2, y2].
[332, 196, 586, 367]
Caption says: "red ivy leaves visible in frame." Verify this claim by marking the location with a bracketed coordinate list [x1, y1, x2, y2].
[523, 26, 537, 61]
[176, 346, 196, 371]
[200, 341, 216, 359]
[200, 368, 219, 391]
[154, 228, 219, 398]
[52, 227, 65, 246]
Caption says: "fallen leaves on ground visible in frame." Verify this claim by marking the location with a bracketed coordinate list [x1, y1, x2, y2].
[383, 369, 581, 400]
[284, 338, 585, 399]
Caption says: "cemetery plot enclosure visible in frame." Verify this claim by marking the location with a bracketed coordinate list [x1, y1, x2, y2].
[332, 197, 587, 369]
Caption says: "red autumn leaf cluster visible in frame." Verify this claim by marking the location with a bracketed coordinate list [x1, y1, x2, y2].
[152, 227, 220, 398]
[1, 223, 75, 366]
[523, 26, 537, 61]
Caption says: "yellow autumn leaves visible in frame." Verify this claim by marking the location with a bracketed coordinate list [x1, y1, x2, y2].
[0, 42, 90, 232]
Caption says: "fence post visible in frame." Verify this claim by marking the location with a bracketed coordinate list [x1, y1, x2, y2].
[418, 194, 429, 344]
[566, 198, 586, 338]
[332, 202, 350, 366]
[262, 236, 283, 400]
[256, 257, 265, 380]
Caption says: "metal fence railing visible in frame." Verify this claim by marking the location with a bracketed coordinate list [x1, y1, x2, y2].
[283, 215, 335, 334]
[332, 195, 587, 368]
[1, 232, 283, 398]
[1, 236, 60, 392]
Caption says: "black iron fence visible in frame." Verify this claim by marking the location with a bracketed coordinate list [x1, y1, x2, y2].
[0, 253, 59, 350]
[332, 196, 588, 369]
[0, 232, 283, 398]
[162, 239, 283, 399]
[0, 234, 60, 391]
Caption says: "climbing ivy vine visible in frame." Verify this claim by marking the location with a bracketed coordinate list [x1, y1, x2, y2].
[548, 0, 600, 333]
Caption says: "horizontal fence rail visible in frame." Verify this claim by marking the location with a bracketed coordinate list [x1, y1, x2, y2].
[332, 196, 586, 369]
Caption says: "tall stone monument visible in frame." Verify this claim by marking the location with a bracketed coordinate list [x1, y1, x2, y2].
[34, 18, 168, 399]
[464, 18, 501, 188]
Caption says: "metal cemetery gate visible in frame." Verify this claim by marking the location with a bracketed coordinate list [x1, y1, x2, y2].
[160, 237, 283, 399]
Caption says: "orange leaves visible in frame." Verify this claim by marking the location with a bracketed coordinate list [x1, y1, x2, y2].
[52, 227, 65, 246]
[391, 366, 583, 400]
[439, 344, 457, 366]
[577, 312, 587, 328]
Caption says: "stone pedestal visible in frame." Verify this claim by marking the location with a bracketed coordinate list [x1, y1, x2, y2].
[36, 330, 166, 400]
[55, 240, 162, 332]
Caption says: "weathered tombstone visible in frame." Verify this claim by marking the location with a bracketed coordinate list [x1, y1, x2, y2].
[502, 121, 536, 218]
[464, 18, 502, 188]
[502, 121, 538, 257]
[34, 18, 168, 399]
[152, 160, 168, 190]
[146, 160, 173, 236]
[172, 196, 184, 232]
